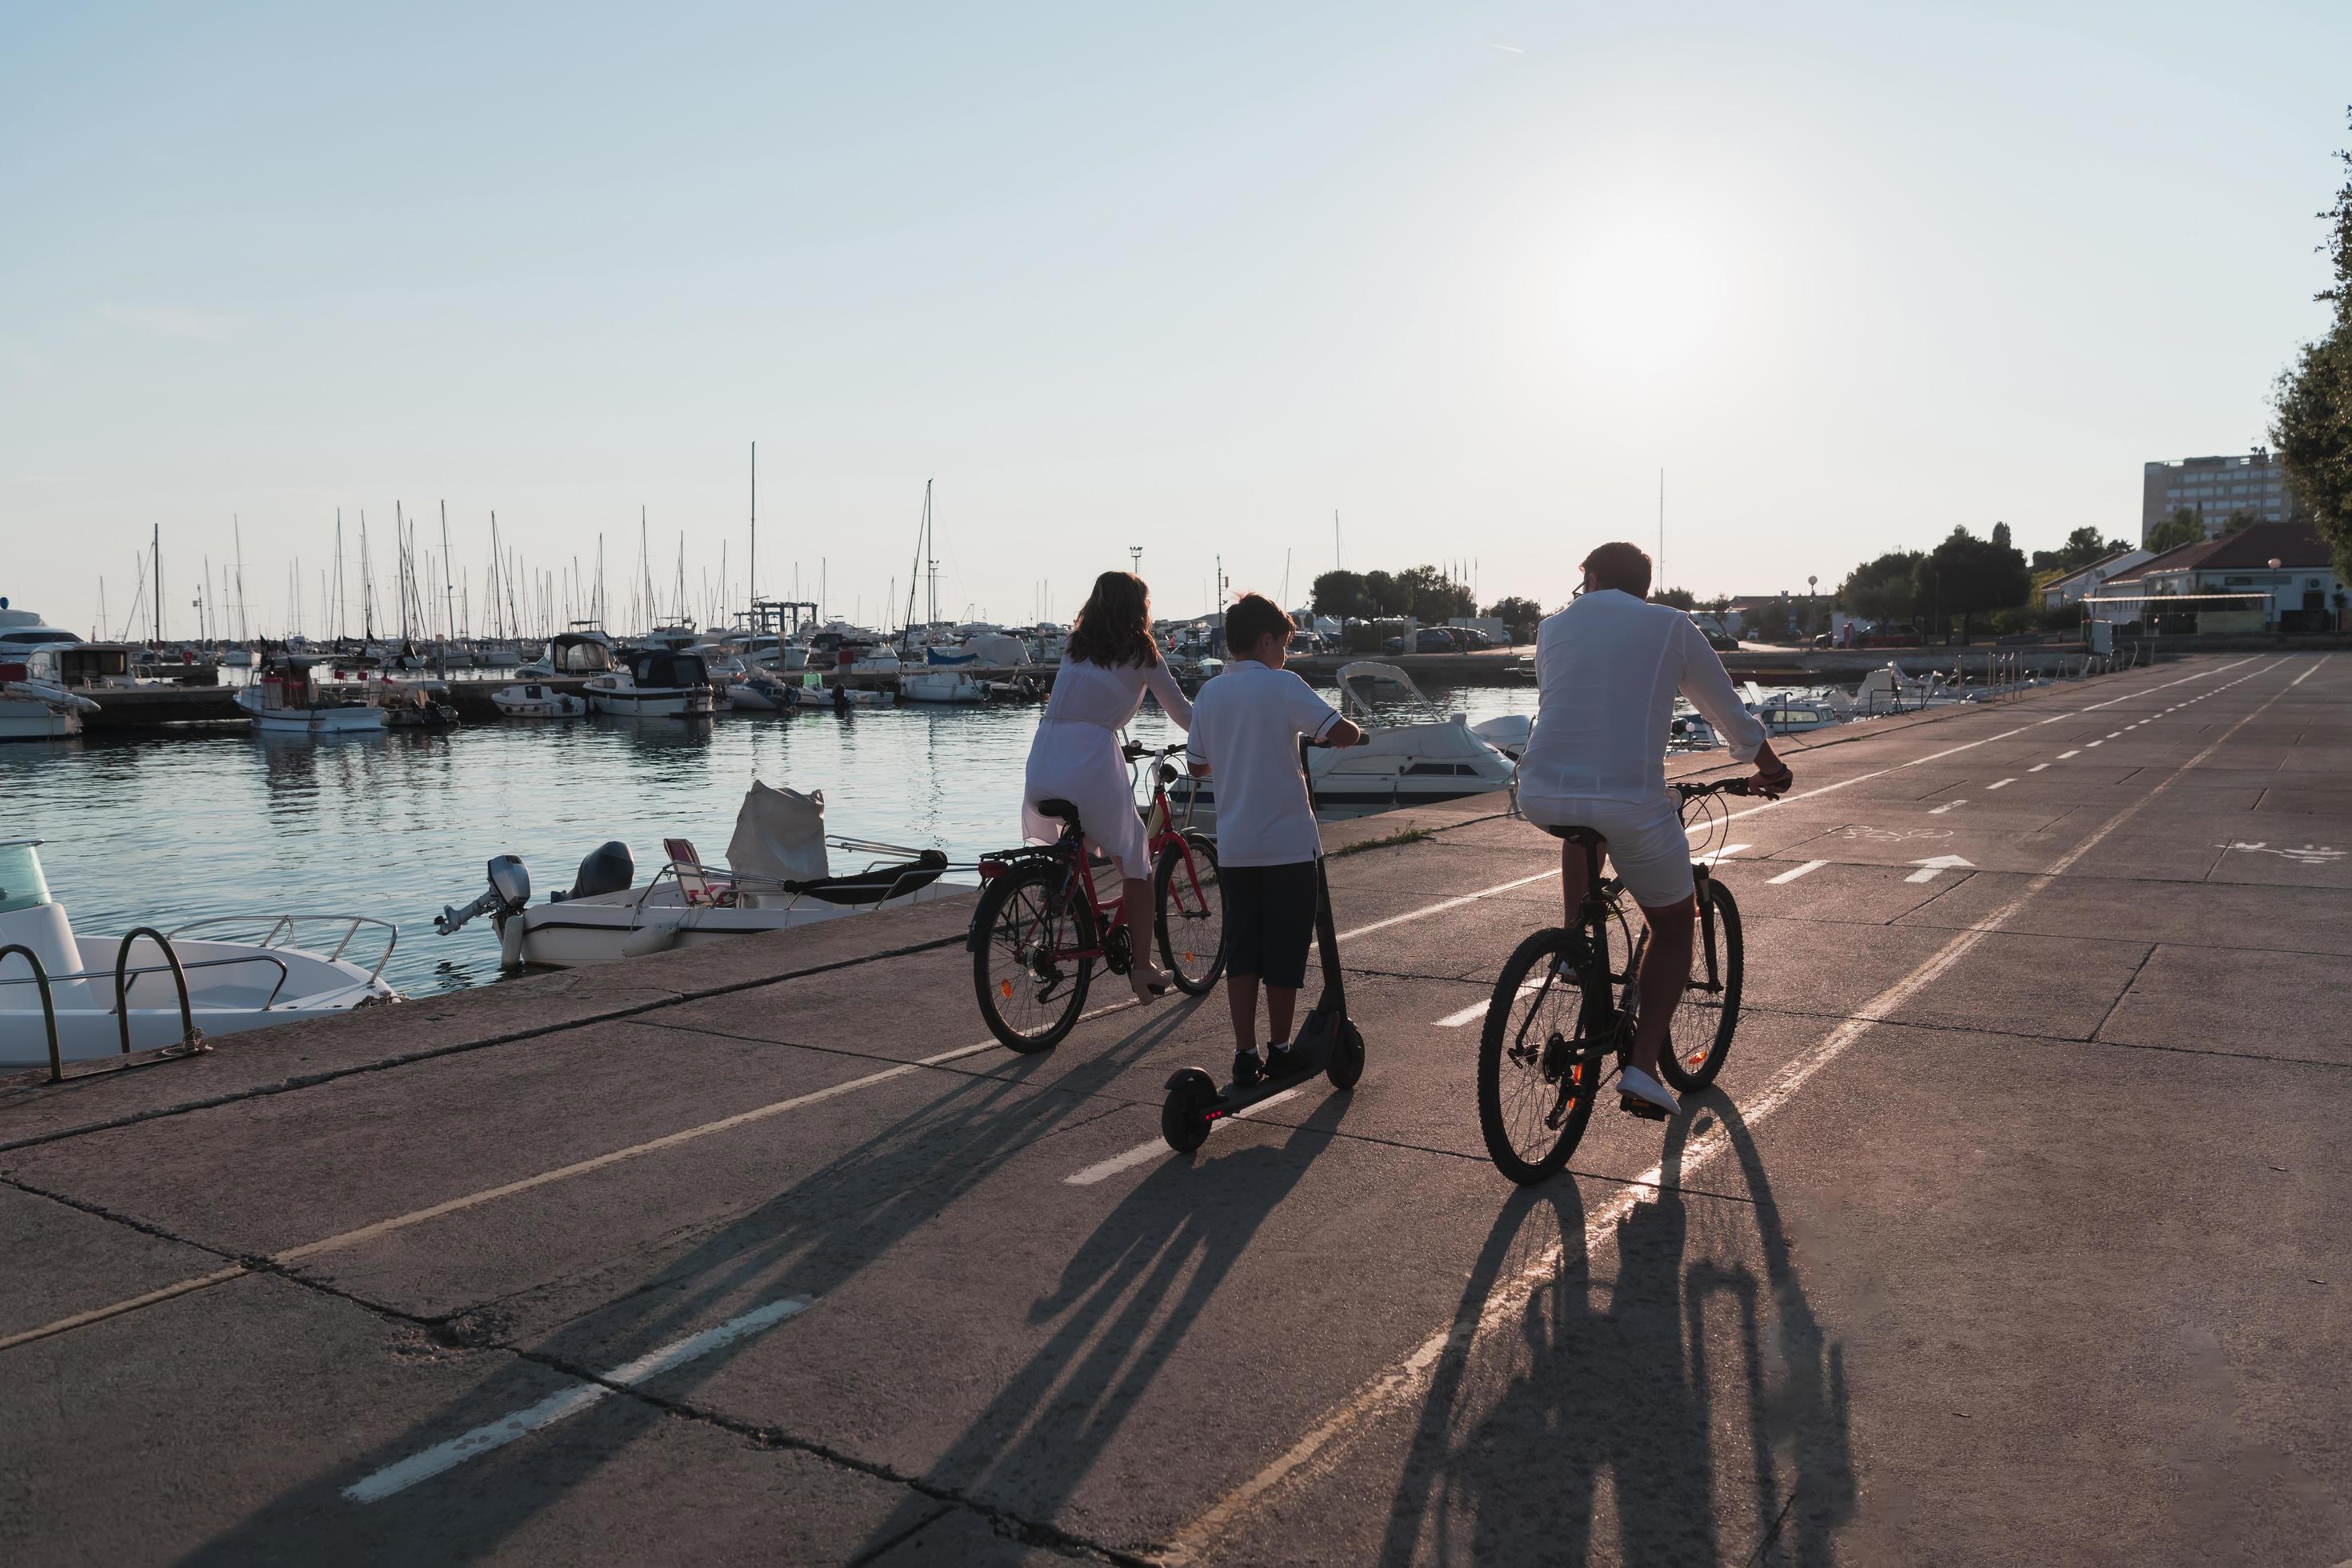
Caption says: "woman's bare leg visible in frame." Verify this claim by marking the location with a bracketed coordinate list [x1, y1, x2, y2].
[1122, 875, 1169, 997]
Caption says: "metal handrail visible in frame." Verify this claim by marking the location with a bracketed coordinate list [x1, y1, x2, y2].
[0, 944, 62, 1084]
[114, 928, 198, 1056]
[166, 912, 398, 982]
[0, 951, 291, 1009]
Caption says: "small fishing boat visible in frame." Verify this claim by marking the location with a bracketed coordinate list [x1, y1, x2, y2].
[434, 782, 956, 970]
[376, 678, 459, 729]
[235, 653, 387, 734]
[0, 838, 400, 1068]
[586, 649, 716, 717]
[492, 682, 587, 718]
[790, 675, 894, 710]
[724, 671, 794, 712]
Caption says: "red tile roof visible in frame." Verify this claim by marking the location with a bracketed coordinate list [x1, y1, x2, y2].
[2184, 521, 2332, 571]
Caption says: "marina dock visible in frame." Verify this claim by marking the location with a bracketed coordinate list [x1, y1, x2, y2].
[4, 652, 2346, 1563]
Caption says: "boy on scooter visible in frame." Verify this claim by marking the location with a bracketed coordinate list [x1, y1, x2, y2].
[1186, 594, 1363, 1086]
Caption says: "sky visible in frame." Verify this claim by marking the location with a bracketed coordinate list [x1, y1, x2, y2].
[3, 0, 2348, 640]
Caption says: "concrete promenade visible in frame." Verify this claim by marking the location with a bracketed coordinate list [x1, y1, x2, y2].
[3, 653, 2347, 1565]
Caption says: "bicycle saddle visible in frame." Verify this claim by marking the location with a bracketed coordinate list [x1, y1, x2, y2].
[1542, 825, 1605, 846]
[1035, 798, 1082, 826]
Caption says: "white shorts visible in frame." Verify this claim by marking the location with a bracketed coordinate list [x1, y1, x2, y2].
[1518, 790, 1694, 910]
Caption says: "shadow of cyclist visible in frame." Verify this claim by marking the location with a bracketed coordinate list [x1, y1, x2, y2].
[1374, 1091, 1854, 1566]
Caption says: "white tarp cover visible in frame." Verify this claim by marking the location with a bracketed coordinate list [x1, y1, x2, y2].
[961, 632, 1030, 667]
[727, 779, 830, 882]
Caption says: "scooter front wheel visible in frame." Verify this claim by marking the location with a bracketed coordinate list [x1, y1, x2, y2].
[1162, 1067, 1218, 1153]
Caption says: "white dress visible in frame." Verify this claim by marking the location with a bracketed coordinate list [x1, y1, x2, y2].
[1022, 656, 1194, 878]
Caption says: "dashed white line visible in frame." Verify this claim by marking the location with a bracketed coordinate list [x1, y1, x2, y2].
[1766, 859, 1828, 885]
[1065, 1087, 1305, 1183]
[344, 1296, 813, 1502]
[1927, 799, 1966, 814]
[2058, 750, 2079, 759]
[1986, 778, 2014, 790]
[2086, 740, 2104, 748]
[2028, 763, 2050, 773]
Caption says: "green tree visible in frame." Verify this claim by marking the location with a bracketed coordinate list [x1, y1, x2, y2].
[1390, 564, 1476, 622]
[1310, 570, 1369, 620]
[2274, 110, 2352, 579]
[1361, 570, 1408, 617]
[2222, 510, 2259, 535]
[1913, 524, 2032, 643]
[2030, 525, 2132, 574]
[2146, 509, 2207, 554]
[1838, 550, 1924, 624]
[1482, 596, 1544, 642]
[1653, 586, 1697, 610]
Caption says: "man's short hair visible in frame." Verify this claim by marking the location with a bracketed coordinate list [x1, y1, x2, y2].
[1580, 542, 1653, 599]
[1225, 593, 1293, 651]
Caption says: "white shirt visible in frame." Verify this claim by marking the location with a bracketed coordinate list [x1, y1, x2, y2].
[1035, 654, 1192, 731]
[1185, 660, 1342, 866]
[1517, 590, 1767, 804]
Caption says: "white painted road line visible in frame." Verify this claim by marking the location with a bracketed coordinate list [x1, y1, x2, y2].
[1904, 855, 1974, 882]
[1766, 859, 1828, 885]
[2086, 739, 2104, 747]
[345, 1296, 812, 1503]
[1927, 799, 1966, 814]
[2028, 763, 2050, 773]
[1162, 657, 2317, 1565]
[1335, 870, 1560, 942]
[1986, 778, 2014, 790]
[1435, 994, 1502, 1028]
[1065, 1087, 1305, 1184]
[2058, 750, 2079, 758]
[1698, 843, 1750, 864]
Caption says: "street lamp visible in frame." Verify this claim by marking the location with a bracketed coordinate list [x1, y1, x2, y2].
[2268, 558, 2283, 627]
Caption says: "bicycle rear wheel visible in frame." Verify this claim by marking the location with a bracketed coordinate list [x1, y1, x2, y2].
[1154, 831, 1226, 994]
[1478, 928, 1607, 1185]
[1651, 877, 1743, 1093]
[972, 862, 1096, 1052]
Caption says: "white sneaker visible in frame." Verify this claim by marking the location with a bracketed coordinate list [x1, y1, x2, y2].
[1618, 1066, 1680, 1118]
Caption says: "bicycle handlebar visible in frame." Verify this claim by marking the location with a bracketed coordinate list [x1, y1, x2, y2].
[1674, 776, 1776, 802]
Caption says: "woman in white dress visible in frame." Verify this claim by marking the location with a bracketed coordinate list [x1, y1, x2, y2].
[1023, 572, 1194, 1002]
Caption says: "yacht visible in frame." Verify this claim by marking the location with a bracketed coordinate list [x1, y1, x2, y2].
[491, 682, 586, 718]
[0, 838, 400, 1068]
[434, 782, 955, 970]
[898, 669, 989, 704]
[0, 670, 98, 740]
[0, 599, 83, 663]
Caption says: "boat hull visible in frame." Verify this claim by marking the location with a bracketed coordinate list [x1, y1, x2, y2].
[505, 881, 958, 970]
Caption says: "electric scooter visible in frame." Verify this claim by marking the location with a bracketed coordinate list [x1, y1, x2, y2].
[1159, 737, 1365, 1153]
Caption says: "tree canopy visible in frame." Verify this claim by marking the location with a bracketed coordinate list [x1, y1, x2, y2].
[1310, 570, 1369, 620]
[2030, 526, 2132, 574]
[1313, 565, 1475, 623]
[1838, 550, 1923, 623]
[2146, 509, 2206, 554]
[1482, 596, 1545, 640]
[2274, 110, 2352, 579]
[1912, 523, 2032, 641]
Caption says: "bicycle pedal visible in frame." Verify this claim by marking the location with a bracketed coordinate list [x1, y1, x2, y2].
[1617, 1095, 1669, 1122]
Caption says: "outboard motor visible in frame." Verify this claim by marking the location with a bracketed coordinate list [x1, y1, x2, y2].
[557, 840, 634, 902]
[435, 854, 532, 935]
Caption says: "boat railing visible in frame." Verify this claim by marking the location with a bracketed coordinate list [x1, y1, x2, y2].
[0, 943, 63, 1083]
[114, 929, 200, 1056]
[165, 913, 399, 982]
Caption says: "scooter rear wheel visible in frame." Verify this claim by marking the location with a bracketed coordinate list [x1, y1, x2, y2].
[1326, 1018, 1365, 1090]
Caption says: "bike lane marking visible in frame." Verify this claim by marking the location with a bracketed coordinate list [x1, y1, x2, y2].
[1063, 1087, 1306, 1184]
[1986, 778, 2015, 790]
[1159, 657, 2317, 1564]
[1766, 859, 1829, 884]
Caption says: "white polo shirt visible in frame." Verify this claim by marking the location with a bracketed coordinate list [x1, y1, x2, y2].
[1185, 660, 1342, 866]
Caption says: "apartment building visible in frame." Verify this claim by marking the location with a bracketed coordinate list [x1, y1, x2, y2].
[2141, 450, 2298, 542]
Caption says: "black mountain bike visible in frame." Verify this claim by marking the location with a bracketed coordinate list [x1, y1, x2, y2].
[1477, 778, 1758, 1185]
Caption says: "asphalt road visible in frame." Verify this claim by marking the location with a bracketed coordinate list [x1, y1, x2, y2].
[4, 653, 2347, 1566]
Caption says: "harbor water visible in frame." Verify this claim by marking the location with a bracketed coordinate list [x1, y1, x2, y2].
[2, 682, 1545, 998]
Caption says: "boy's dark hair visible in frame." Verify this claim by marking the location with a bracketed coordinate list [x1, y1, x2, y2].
[1224, 592, 1294, 652]
[1579, 542, 1653, 599]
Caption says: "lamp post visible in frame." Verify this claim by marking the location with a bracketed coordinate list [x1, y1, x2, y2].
[2267, 557, 2282, 628]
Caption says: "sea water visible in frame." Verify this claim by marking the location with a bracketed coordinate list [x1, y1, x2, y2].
[1, 682, 1543, 998]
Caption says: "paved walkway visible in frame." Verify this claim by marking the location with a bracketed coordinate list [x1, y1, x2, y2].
[4, 653, 2347, 1566]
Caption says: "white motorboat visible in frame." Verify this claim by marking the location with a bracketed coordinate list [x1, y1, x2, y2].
[790, 676, 893, 709]
[899, 669, 989, 704]
[547, 628, 618, 674]
[235, 654, 388, 734]
[492, 682, 586, 718]
[1179, 662, 1517, 828]
[586, 649, 716, 717]
[0, 838, 400, 1068]
[1468, 714, 1532, 760]
[0, 600, 83, 664]
[0, 653, 101, 740]
[434, 782, 957, 970]
[724, 671, 794, 712]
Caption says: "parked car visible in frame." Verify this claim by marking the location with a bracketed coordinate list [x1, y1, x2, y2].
[1695, 624, 1739, 651]
[1858, 625, 1923, 648]
[1454, 628, 1494, 650]
[1381, 628, 1462, 655]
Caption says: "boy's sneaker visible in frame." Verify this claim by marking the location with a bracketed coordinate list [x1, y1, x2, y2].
[1262, 1042, 1305, 1081]
[1231, 1048, 1266, 1089]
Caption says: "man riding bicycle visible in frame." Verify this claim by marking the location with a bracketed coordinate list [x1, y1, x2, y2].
[1516, 542, 1793, 1118]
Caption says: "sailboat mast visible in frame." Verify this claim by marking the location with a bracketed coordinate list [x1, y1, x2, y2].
[749, 440, 757, 618]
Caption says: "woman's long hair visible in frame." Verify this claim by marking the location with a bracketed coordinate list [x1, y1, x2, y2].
[1065, 571, 1159, 668]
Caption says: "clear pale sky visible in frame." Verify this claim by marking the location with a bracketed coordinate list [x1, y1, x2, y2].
[4, 2, 2346, 639]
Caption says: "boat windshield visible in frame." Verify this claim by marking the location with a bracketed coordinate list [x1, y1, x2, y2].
[0, 841, 52, 915]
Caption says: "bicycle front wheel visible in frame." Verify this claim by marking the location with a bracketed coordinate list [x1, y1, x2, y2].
[1478, 927, 1606, 1185]
[1154, 831, 1226, 994]
[972, 862, 1095, 1053]
[1654, 877, 1743, 1093]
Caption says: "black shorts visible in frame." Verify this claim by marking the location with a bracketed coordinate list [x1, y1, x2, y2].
[1221, 860, 1319, 990]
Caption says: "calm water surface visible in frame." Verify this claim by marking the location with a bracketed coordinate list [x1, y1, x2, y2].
[2, 682, 1540, 997]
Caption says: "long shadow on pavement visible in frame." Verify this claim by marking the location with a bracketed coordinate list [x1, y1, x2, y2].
[174, 996, 1210, 1564]
[1374, 1094, 1855, 1566]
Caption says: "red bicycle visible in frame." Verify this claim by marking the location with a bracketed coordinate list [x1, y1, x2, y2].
[969, 740, 1226, 1051]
